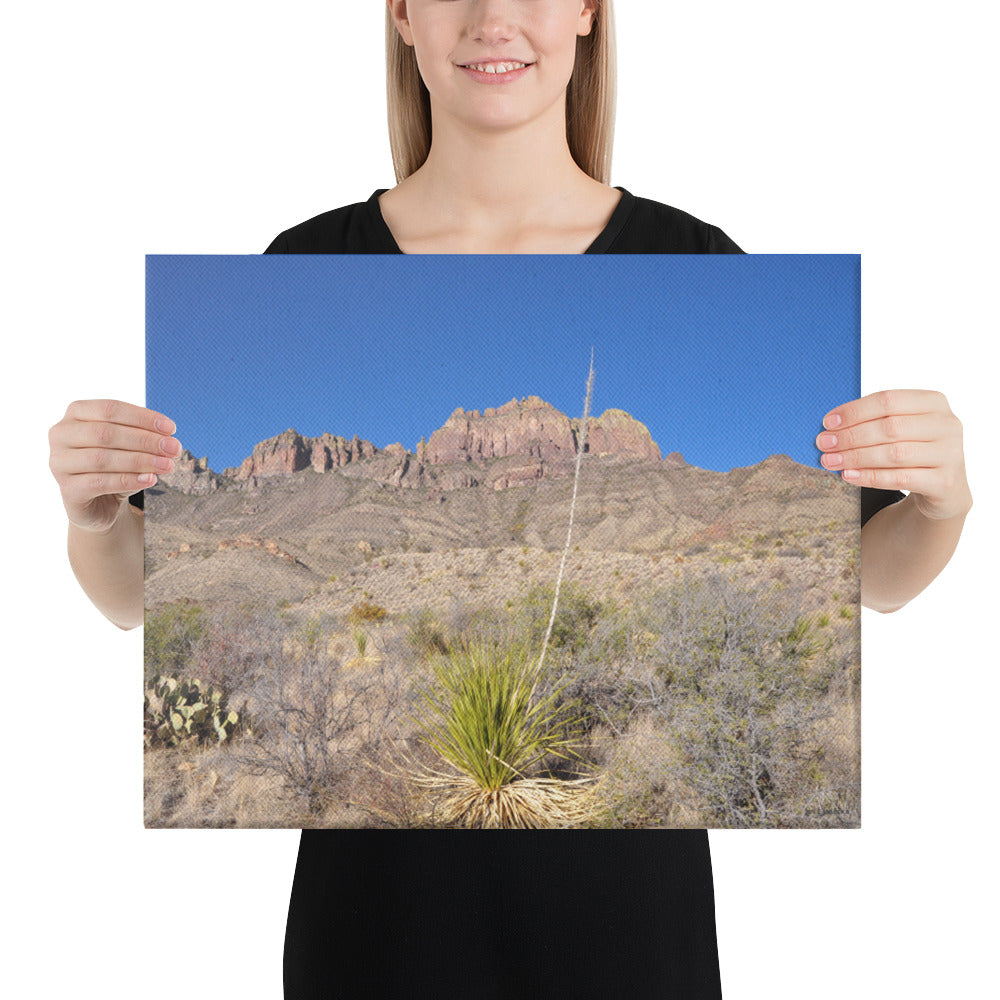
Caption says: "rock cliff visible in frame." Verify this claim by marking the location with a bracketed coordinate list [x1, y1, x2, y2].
[159, 398, 674, 495]
[425, 396, 662, 465]
[224, 429, 378, 480]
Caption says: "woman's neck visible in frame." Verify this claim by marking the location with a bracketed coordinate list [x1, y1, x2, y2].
[379, 103, 617, 253]
[420, 114, 584, 214]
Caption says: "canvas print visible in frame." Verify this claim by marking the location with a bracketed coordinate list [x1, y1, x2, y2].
[145, 254, 861, 829]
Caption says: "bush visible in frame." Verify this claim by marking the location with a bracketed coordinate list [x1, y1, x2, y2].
[643, 573, 844, 828]
[406, 607, 452, 658]
[144, 601, 206, 683]
[231, 610, 406, 815]
[349, 600, 388, 623]
[516, 582, 606, 656]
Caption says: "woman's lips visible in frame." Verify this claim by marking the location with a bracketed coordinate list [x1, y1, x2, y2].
[458, 61, 533, 84]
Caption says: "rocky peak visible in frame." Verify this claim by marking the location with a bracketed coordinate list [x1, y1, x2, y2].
[424, 397, 662, 465]
[158, 449, 219, 495]
[576, 407, 662, 462]
[229, 428, 378, 480]
[426, 397, 573, 465]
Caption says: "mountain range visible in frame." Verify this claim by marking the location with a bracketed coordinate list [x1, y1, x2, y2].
[145, 396, 857, 614]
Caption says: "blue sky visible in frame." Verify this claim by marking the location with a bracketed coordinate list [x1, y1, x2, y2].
[146, 255, 858, 473]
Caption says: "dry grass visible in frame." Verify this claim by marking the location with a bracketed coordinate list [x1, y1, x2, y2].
[590, 717, 706, 828]
[143, 743, 304, 827]
[410, 771, 603, 829]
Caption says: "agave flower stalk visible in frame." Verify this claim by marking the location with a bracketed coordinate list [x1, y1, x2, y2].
[537, 350, 594, 676]
[408, 356, 602, 828]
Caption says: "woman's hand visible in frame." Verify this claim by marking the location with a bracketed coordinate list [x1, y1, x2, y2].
[816, 389, 972, 521]
[48, 399, 181, 533]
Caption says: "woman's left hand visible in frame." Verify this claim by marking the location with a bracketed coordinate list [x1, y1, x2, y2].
[816, 389, 972, 521]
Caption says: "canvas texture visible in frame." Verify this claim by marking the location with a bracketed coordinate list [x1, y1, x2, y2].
[144, 255, 861, 829]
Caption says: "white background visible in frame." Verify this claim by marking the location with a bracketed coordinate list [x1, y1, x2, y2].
[6, 2, 996, 997]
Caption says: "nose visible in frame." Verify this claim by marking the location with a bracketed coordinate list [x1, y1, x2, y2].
[468, 0, 517, 46]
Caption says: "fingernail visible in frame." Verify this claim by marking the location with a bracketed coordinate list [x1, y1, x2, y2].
[842, 469, 860, 481]
[154, 418, 175, 434]
[154, 456, 173, 471]
[822, 453, 843, 468]
[818, 434, 838, 449]
[824, 414, 842, 429]
[138, 473, 155, 484]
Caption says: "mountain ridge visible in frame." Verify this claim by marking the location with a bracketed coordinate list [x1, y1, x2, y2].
[161, 396, 681, 495]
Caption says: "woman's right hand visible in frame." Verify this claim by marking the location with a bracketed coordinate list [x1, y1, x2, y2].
[48, 399, 181, 533]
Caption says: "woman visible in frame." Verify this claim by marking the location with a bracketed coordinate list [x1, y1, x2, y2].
[48, 2, 971, 997]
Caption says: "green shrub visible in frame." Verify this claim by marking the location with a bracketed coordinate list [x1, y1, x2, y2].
[645, 574, 842, 828]
[302, 616, 323, 650]
[406, 608, 452, 658]
[144, 602, 206, 683]
[516, 582, 605, 656]
[349, 600, 388, 623]
[352, 628, 368, 658]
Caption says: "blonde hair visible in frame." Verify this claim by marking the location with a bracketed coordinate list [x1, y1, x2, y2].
[385, 1, 617, 184]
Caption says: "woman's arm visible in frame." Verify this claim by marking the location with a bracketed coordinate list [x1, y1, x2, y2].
[49, 399, 181, 630]
[859, 494, 971, 613]
[67, 503, 146, 630]
[817, 389, 972, 613]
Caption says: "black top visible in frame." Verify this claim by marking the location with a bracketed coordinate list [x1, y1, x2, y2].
[133, 189, 904, 999]
[264, 186, 744, 255]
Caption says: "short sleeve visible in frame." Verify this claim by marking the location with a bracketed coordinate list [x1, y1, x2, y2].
[264, 232, 290, 254]
[706, 225, 743, 254]
[861, 486, 904, 527]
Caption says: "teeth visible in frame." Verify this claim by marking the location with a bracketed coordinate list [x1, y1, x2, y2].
[466, 61, 527, 74]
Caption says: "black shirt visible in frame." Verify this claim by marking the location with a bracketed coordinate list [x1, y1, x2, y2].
[134, 188, 903, 999]
[264, 186, 744, 255]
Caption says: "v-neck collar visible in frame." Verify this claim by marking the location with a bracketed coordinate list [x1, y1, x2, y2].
[366, 186, 635, 254]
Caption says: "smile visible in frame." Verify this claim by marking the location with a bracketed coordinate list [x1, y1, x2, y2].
[457, 60, 533, 85]
[461, 61, 529, 74]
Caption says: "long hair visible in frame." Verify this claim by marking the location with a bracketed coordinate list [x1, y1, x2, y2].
[385, 1, 617, 184]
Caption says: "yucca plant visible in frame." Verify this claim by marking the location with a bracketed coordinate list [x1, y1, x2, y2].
[411, 639, 599, 826]
[352, 628, 368, 658]
[409, 356, 602, 828]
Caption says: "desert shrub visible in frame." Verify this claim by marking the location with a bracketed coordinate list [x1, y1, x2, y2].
[555, 610, 641, 734]
[406, 607, 452, 658]
[349, 600, 388, 623]
[642, 573, 846, 828]
[776, 546, 808, 558]
[180, 604, 277, 703]
[144, 601, 206, 683]
[683, 544, 710, 556]
[301, 615, 327, 651]
[232, 616, 407, 815]
[515, 582, 606, 656]
[352, 628, 368, 658]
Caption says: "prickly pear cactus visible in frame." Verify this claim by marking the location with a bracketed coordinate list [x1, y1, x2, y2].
[143, 674, 250, 748]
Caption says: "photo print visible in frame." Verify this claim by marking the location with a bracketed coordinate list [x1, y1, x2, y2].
[145, 254, 861, 829]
